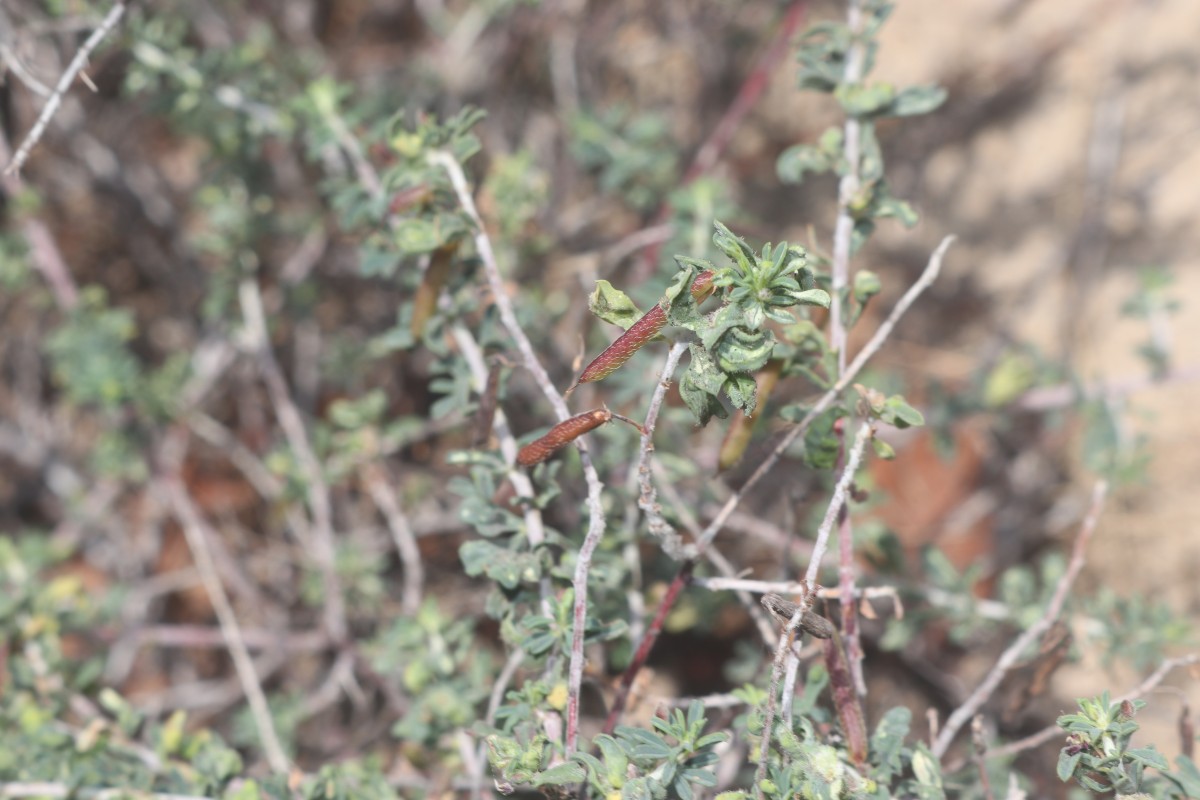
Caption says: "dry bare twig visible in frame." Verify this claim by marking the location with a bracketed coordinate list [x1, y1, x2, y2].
[430, 150, 608, 754]
[986, 652, 1200, 761]
[362, 463, 425, 616]
[4, 0, 129, 176]
[782, 422, 874, 700]
[932, 480, 1109, 758]
[239, 279, 348, 645]
[159, 478, 290, 775]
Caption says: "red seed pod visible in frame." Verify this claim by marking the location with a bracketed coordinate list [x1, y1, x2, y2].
[517, 408, 612, 466]
[573, 270, 716, 388]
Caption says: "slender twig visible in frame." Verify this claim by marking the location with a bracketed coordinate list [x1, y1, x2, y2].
[160, 478, 290, 774]
[635, 1, 808, 280]
[0, 45, 53, 97]
[780, 422, 874, 717]
[134, 624, 328, 652]
[697, 236, 954, 553]
[636, 342, 694, 560]
[831, 1, 878, 693]
[0, 129, 79, 309]
[603, 561, 695, 736]
[4, 0, 128, 176]
[986, 652, 1200, 761]
[471, 648, 527, 800]
[362, 463, 425, 616]
[430, 150, 608, 754]
[649, 459, 778, 645]
[239, 279, 348, 645]
[932, 480, 1109, 758]
[693, 577, 900, 611]
[753, 422, 873, 796]
[755, 590, 815, 798]
[828, 0, 867, 369]
[451, 325, 554, 616]
[973, 716, 996, 800]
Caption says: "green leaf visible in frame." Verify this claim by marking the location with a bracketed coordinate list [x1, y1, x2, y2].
[869, 707, 910, 783]
[910, 744, 945, 798]
[872, 437, 896, 460]
[712, 220, 756, 274]
[1126, 746, 1168, 771]
[835, 82, 897, 117]
[1056, 749, 1082, 782]
[589, 280, 644, 330]
[791, 288, 831, 308]
[534, 762, 586, 786]
[680, 346, 729, 426]
[853, 270, 882, 303]
[392, 217, 445, 254]
[725, 373, 758, 414]
[1167, 755, 1200, 796]
[459, 540, 540, 589]
[887, 85, 947, 117]
[882, 395, 924, 428]
[777, 143, 835, 184]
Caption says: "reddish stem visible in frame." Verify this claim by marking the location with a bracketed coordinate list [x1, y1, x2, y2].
[603, 560, 695, 734]
[633, 1, 809, 282]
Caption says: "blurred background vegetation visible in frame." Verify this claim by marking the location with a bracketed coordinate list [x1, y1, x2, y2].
[1, 0, 1198, 797]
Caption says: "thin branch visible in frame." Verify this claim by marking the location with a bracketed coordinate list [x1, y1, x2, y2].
[635, 1, 809, 280]
[697, 236, 954, 551]
[782, 421, 874, 714]
[362, 463, 425, 616]
[636, 342, 694, 560]
[986, 652, 1200, 761]
[0, 45, 53, 97]
[472, 648, 527, 800]
[450, 324, 554, 615]
[430, 150, 608, 754]
[603, 561, 695, 736]
[693, 577, 900, 611]
[4, 0, 128, 176]
[0, 129, 79, 310]
[932, 480, 1109, 758]
[160, 478, 290, 775]
[829, 0, 867, 370]
[754, 588, 816, 798]
[239, 279, 348, 645]
[754, 421, 873, 796]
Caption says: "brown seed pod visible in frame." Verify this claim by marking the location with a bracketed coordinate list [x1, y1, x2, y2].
[761, 592, 835, 640]
[517, 409, 613, 466]
[572, 270, 716, 388]
[718, 358, 784, 472]
[409, 242, 458, 338]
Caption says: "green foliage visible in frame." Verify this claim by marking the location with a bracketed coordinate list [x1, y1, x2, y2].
[365, 602, 494, 746]
[571, 701, 729, 800]
[1086, 591, 1195, 672]
[1055, 693, 1198, 798]
[2, 1, 1189, 798]
[569, 108, 680, 212]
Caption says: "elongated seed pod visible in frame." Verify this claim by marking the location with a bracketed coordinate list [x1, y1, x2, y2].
[517, 408, 612, 466]
[761, 592, 835, 640]
[410, 242, 458, 338]
[573, 270, 716, 387]
[718, 358, 784, 472]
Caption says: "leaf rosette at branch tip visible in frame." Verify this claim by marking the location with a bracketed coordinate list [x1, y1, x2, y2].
[678, 222, 830, 425]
